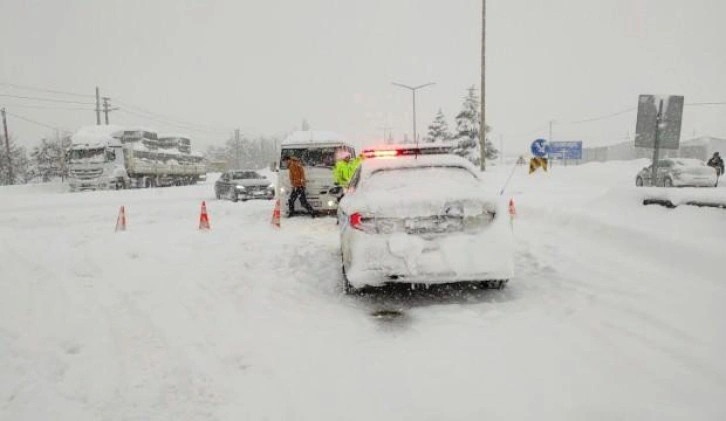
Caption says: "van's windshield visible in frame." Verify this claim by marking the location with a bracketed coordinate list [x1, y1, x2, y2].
[280, 147, 338, 169]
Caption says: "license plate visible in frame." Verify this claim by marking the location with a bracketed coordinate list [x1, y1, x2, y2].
[309, 200, 322, 207]
[405, 219, 438, 231]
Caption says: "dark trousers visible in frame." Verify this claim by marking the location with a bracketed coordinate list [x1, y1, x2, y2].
[288, 187, 314, 214]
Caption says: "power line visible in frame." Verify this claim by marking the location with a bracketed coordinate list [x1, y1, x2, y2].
[114, 98, 234, 133]
[116, 108, 230, 136]
[4, 110, 66, 131]
[560, 106, 637, 125]
[499, 122, 551, 139]
[0, 82, 94, 98]
[0, 93, 96, 105]
[0, 103, 96, 111]
[685, 102, 726, 106]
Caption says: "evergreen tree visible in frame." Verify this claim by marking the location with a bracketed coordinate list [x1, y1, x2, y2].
[30, 136, 71, 182]
[452, 86, 498, 164]
[426, 109, 452, 143]
[0, 134, 29, 185]
[208, 134, 281, 170]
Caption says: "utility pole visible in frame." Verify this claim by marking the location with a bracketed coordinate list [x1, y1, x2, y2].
[650, 99, 664, 186]
[378, 126, 393, 144]
[549, 120, 553, 143]
[103, 97, 110, 124]
[548, 120, 554, 166]
[479, 0, 487, 171]
[235, 129, 241, 168]
[392, 82, 435, 145]
[499, 134, 504, 165]
[95, 87, 101, 125]
[1, 108, 12, 184]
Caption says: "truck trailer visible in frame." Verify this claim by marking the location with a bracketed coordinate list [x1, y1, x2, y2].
[68, 125, 206, 191]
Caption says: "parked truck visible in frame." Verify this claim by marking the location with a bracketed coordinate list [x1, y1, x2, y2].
[68, 125, 206, 191]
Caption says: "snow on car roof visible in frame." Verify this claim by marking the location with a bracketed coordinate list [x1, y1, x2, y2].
[360, 154, 479, 178]
[345, 154, 493, 217]
[281, 130, 346, 146]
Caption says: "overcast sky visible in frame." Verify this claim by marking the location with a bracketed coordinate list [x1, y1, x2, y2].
[1, 0, 725, 154]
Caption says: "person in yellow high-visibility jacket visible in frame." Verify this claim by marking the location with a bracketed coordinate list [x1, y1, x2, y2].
[333, 151, 363, 188]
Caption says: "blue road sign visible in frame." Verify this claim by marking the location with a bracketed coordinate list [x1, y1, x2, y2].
[531, 138, 549, 157]
[548, 141, 583, 160]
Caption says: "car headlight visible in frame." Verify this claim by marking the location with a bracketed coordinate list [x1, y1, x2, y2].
[235, 185, 246, 190]
[280, 187, 286, 194]
[329, 186, 343, 195]
[267, 184, 274, 190]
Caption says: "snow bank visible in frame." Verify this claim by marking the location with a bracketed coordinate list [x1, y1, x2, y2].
[1, 159, 724, 420]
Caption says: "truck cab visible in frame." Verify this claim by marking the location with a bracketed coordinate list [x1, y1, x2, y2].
[68, 126, 129, 191]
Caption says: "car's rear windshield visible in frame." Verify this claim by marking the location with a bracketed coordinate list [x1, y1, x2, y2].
[231, 171, 262, 179]
[363, 166, 477, 191]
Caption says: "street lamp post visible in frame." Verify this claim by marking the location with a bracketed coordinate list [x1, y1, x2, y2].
[392, 82, 435, 144]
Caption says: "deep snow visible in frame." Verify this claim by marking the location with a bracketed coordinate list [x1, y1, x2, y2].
[1, 160, 725, 420]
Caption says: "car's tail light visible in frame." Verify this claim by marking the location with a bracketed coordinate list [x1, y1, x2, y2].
[350, 212, 376, 232]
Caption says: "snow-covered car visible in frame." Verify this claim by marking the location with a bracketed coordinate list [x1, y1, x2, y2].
[338, 151, 514, 292]
[635, 158, 718, 187]
[215, 170, 275, 202]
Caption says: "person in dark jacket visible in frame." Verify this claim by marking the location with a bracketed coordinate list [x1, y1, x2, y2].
[707, 152, 724, 175]
[282, 155, 316, 217]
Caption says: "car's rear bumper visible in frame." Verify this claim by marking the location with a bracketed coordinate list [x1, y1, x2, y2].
[672, 174, 718, 187]
[343, 218, 514, 288]
[239, 192, 274, 200]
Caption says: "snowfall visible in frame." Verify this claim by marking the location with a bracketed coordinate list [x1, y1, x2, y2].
[1, 160, 725, 420]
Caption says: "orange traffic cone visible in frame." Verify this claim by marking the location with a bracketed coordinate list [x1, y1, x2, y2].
[199, 201, 211, 230]
[508, 198, 517, 218]
[271, 198, 281, 228]
[115, 206, 127, 232]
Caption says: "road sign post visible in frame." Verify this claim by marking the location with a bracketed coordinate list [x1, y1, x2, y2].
[650, 100, 663, 186]
[635, 94, 684, 186]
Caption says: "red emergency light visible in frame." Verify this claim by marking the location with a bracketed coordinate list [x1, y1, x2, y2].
[361, 144, 453, 159]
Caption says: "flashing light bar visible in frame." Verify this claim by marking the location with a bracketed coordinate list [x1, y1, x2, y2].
[361, 145, 453, 159]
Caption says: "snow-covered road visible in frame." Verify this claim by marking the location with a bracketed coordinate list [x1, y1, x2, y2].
[1, 162, 725, 420]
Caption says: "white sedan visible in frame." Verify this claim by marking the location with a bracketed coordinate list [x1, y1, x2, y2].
[338, 151, 514, 293]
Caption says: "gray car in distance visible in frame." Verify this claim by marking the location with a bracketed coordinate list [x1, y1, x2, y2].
[215, 170, 275, 202]
[635, 158, 718, 187]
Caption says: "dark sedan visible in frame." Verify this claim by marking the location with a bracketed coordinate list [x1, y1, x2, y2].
[215, 170, 275, 202]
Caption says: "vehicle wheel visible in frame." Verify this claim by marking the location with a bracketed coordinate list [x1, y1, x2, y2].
[479, 280, 508, 289]
[215, 189, 221, 199]
[664, 177, 673, 188]
[229, 190, 238, 202]
[342, 261, 355, 294]
[635, 176, 643, 187]
[144, 178, 152, 188]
